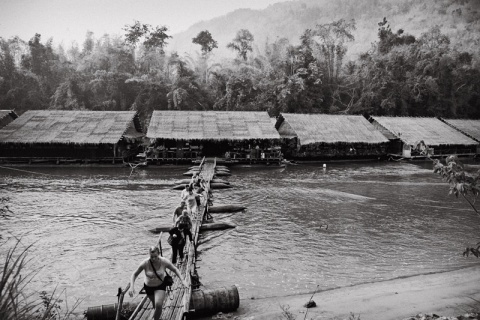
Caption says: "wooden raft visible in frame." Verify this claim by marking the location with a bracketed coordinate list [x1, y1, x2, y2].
[127, 158, 216, 320]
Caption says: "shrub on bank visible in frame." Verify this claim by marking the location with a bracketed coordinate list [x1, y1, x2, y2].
[0, 239, 81, 320]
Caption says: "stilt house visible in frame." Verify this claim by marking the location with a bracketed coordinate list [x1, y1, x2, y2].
[0, 110, 144, 163]
[369, 116, 478, 158]
[0, 110, 18, 129]
[442, 119, 480, 154]
[275, 113, 389, 159]
[145, 110, 282, 163]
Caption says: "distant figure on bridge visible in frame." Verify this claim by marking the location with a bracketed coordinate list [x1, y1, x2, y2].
[168, 226, 186, 264]
[191, 172, 200, 186]
[180, 184, 190, 200]
[175, 209, 193, 243]
[172, 201, 186, 225]
[194, 185, 205, 208]
[182, 185, 198, 215]
[128, 246, 188, 320]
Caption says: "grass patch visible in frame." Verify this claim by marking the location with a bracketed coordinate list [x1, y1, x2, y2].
[0, 238, 82, 320]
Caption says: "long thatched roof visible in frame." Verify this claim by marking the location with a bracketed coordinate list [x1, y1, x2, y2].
[275, 113, 389, 145]
[0, 110, 142, 144]
[370, 116, 478, 146]
[146, 111, 281, 141]
[442, 119, 480, 142]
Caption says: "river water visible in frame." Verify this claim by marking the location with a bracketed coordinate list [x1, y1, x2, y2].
[1, 160, 479, 314]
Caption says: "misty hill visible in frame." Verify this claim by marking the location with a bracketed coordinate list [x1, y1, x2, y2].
[167, 0, 480, 61]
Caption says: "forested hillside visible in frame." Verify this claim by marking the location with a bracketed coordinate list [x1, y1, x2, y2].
[0, 0, 479, 130]
[170, 0, 480, 60]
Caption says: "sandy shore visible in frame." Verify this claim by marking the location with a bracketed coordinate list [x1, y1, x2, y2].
[196, 265, 480, 320]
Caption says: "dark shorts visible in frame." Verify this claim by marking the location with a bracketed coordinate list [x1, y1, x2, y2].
[143, 282, 167, 295]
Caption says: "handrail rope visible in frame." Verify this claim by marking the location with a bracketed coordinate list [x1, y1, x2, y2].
[0, 165, 56, 176]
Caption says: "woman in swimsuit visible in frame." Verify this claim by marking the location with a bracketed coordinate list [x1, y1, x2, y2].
[129, 246, 188, 320]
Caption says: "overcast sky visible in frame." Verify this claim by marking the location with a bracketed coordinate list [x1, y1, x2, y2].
[0, 0, 289, 45]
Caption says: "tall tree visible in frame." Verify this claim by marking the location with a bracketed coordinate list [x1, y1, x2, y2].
[227, 29, 254, 61]
[123, 21, 171, 54]
[192, 30, 218, 56]
[313, 19, 356, 82]
[192, 31, 219, 84]
[21, 34, 57, 77]
[82, 31, 95, 56]
[377, 17, 415, 55]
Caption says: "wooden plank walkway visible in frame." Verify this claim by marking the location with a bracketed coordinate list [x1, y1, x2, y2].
[128, 158, 216, 320]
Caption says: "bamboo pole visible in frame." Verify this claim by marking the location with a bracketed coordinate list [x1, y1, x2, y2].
[115, 283, 131, 320]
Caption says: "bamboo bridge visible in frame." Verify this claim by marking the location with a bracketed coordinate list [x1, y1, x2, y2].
[112, 157, 238, 320]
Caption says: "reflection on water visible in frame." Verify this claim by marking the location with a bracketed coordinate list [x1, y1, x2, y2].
[1, 160, 479, 310]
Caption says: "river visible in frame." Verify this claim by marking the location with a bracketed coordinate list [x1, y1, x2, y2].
[1, 160, 479, 314]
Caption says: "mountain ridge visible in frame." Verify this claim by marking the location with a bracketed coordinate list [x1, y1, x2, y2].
[166, 0, 480, 61]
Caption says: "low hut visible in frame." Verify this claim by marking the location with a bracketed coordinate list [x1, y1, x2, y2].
[0, 110, 18, 129]
[0, 110, 144, 163]
[369, 116, 478, 157]
[275, 113, 389, 159]
[442, 119, 480, 154]
[146, 110, 282, 163]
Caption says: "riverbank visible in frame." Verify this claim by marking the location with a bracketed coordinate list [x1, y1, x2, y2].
[198, 265, 480, 320]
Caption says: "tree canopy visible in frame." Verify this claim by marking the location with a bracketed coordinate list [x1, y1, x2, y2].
[227, 29, 254, 61]
[192, 30, 218, 56]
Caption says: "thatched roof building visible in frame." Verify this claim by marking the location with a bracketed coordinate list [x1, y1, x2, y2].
[275, 113, 389, 144]
[369, 116, 477, 147]
[0, 110, 142, 144]
[442, 119, 480, 142]
[0, 110, 144, 162]
[0, 110, 18, 129]
[147, 110, 281, 141]
[145, 111, 281, 162]
[275, 113, 389, 159]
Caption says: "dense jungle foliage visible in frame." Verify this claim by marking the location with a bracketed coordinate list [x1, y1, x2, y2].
[1, 0, 479, 129]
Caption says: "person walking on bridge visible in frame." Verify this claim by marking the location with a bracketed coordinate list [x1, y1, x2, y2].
[168, 226, 185, 264]
[175, 209, 193, 243]
[182, 185, 198, 215]
[128, 246, 188, 320]
[173, 200, 186, 225]
[180, 184, 190, 200]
